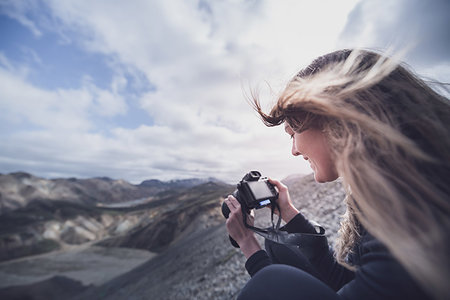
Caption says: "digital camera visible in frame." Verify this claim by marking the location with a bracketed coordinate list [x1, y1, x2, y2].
[222, 171, 323, 249]
[222, 171, 279, 220]
[221, 171, 279, 248]
[233, 171, 278, 210]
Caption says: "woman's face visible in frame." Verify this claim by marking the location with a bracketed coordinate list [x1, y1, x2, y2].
[285, 123, 338, 183]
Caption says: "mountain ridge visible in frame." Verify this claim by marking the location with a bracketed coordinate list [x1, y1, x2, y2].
[0, 172, 234, 262]
[0, 171, 226, 214]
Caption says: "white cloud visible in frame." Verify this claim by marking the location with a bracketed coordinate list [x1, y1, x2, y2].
[337, 0, 450, 79]
[7, 0, 446, 184]
[0, 0, 361, 182]
[0, 67, 91, 131]
[0, 0, 43, 37]
[0, 59, 127, 131]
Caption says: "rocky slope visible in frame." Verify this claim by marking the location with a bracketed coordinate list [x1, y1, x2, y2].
[74, 173, 347, 300]
[0, 172, 347, 300]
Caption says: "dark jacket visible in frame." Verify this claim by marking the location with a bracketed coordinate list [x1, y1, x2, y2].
[244, 213, 431, 300]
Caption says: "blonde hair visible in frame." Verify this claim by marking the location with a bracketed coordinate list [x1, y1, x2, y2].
[253, 49, 450, 299]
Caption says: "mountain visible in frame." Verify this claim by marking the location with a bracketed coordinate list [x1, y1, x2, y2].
[139, 177, 219, 189]
[0, 172, 222, 214]
[96, 181, 234, 252]
[0, 172, 346, 300]
[0, 172, 234, 262]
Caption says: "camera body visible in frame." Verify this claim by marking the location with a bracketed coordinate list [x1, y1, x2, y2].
[222, 171, 279, 248]
[233, 171, 278, 210]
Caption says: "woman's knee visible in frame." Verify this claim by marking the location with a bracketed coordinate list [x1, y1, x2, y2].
[265, 240, 322, 279]
[238, 265, 341, 300]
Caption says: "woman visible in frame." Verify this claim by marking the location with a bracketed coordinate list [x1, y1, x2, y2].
[224, 49, 450, 299]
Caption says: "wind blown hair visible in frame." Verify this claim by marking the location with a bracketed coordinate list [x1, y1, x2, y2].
[252, 49, 450, 299]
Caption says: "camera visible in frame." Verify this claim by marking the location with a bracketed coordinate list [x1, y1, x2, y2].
[234, 171, 278, 210]
[222, 171, 324, 248]
[222, 171, 279, 248]
[222, 171, 278, 218]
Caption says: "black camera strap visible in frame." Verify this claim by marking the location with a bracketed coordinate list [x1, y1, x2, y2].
[242, 201, 326, 248]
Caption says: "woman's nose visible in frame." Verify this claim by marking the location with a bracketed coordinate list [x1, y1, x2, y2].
[291, 143, 301, 156]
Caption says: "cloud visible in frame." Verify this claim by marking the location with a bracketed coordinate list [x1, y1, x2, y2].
[0, 67, 91, 131]
[3, 0, 403, 183]
[0, 57, 127, 131]
[0, 0, 43, 37]
[338, 0, 450, 72]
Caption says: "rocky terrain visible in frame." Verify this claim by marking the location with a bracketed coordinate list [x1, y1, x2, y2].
[0, 172, 346, 300]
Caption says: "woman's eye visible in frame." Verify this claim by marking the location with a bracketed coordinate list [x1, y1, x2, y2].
[290, 133, 295, 139]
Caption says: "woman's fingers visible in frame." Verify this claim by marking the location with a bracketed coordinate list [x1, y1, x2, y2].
[267, 178, 299, 223]
[247, 213, 255, 226]
[268, 177, 287, 192]
[225, 195, 240, 212]
[224, 196, 260, 258]
[225, 195, 245, 228]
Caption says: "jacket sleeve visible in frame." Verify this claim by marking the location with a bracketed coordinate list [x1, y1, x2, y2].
[244, 212, 354, 288]
[245, 250, 272, 277]
[244, 213, 316, 277]
[336, 233, 430, 300]
[286, 215, 430, 299]
[244, 213, 430, 299]
[282, 213, 355, 290]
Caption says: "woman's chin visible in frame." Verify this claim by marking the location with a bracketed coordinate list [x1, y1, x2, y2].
[314, 173, 325, 183]
[314, 171, 338, 183]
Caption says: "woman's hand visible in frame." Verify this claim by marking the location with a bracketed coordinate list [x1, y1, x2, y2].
[268, 178, 299, 223]
[225, 195, 261, 258]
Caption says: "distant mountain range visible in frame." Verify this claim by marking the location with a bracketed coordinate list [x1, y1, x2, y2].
[0, 171, 224, 214]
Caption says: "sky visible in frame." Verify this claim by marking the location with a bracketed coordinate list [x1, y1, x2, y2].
[0, 0, 449, 184]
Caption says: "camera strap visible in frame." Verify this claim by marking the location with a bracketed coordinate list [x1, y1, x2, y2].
[242, 201, 326, 248]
